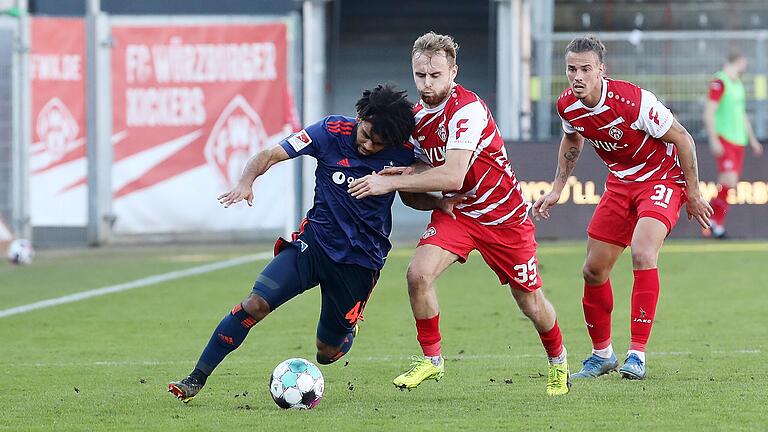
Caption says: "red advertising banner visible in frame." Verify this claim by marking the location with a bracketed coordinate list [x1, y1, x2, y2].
[110, 22, 296, 234]
[29, 17, 87, 226]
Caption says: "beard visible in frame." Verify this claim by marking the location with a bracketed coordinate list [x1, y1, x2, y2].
[420, 86, 451, 107]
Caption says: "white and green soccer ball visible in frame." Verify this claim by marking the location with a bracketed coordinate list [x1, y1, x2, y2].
[6, 239, 34, 265]
[269, 358, 324, 409]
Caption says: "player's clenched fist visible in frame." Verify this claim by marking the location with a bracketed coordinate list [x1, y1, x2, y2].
[218, 182, 254, 208]
[532, 190, 561, 220]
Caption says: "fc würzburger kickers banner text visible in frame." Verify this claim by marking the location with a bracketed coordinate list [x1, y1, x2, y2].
[111, 23, 297, 234]
[30, 17, 87, 226]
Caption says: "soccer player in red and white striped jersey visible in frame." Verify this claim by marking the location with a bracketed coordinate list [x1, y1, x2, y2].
[349, 32, 570, 396]
[533, 36, 713, 380]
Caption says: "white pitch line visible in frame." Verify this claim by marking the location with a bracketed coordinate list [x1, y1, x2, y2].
[7, 349, 760, 368]
[0, 252, 272, 319]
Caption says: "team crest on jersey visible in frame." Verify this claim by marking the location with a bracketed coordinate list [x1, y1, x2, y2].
[608, 126, 624, 141]
[437, 122, 447, 143]
[421, 226, 437, 240]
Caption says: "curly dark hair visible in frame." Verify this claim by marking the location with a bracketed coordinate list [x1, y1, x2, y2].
[355, 83, 415, 148]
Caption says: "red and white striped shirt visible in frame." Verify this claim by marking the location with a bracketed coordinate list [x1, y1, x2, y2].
[411, 84, 529, 226]
[557, 78, 685, 185]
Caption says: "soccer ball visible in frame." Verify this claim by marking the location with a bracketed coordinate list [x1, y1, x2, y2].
[269, 358, 324, 409]
[6, 239, 34, 265]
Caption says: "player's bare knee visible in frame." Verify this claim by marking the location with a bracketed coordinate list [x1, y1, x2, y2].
[630, 249, 657, 269]
[719, 172, 738, 188]
[582, 264, 609, 285]
[406, 265, 434, 293]
[241, 294, 271, 322]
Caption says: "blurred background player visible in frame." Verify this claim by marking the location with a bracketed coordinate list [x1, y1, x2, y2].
[168, 84, 417, 402]
[533, 36, 712, 380]
[703, 51, 764, 239]
[349, 32, 570, 396]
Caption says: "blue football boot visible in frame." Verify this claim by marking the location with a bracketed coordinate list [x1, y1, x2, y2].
[619, 353, 646, 380]
[570, 353, 619, 379]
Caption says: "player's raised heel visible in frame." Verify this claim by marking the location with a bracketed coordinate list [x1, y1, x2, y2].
[619, 353, 646, 380]
[393, 356, 444, 389]
[571, 353, 619, 379]
[168, 375, 205, 403]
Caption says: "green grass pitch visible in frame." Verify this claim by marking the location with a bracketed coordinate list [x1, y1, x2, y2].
[1, 241, 766, 431]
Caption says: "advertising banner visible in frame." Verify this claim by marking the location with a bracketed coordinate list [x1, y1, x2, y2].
[29, 17, 87, 227]
[507, 142, 768, 239]
[110, 22, 296, 234]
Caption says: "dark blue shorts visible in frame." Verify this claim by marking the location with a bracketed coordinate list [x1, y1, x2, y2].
[251, 226, 379, 347]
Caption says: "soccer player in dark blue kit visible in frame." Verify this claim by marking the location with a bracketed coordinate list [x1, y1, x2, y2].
[169, 84, 420, 403]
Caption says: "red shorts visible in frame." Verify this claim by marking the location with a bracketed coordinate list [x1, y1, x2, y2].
[417, 210, 542, 291]
[588, 178, 686, 247]
[716, 137, 746, 175]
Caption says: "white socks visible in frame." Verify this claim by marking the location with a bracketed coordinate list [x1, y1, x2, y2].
[549, 346, 568, 365]
[627, 349, 646, 363]
[592, 344, 614, 359]
[426, 355, 443, 366]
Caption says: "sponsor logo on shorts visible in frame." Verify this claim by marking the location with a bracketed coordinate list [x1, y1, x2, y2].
[421, 226, 437, 240]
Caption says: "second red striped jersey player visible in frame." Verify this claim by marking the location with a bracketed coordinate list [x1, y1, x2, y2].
[534, 36, 711, 381]
[557, 78, 687, 242]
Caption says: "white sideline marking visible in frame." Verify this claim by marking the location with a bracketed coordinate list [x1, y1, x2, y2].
[8, 349, 760, 368]
[0, 252, 272, 319]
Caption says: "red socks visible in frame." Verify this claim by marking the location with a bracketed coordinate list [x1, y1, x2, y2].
[538, 320, 564, 358]
[582, 279, 614, 350]
[415, 314, 441, 357]
[710, 185, 730, 226]
[630, 268, 660, 351]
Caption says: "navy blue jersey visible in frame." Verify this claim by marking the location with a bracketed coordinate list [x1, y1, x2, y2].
[280, 115, 414, 270]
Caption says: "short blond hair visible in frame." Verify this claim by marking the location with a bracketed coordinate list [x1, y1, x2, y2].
[412, 32, 459, 66]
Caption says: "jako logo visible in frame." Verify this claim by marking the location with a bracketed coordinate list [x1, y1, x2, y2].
[204, 95, 269, 188]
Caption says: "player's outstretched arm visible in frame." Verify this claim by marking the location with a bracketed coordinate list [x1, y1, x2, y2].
[218, 145, 290, 208]
[661, 119, 714, 228]
[379, 161, 430, 176]
[349, 150, 472, 198]
[532, 132, 584, 220]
